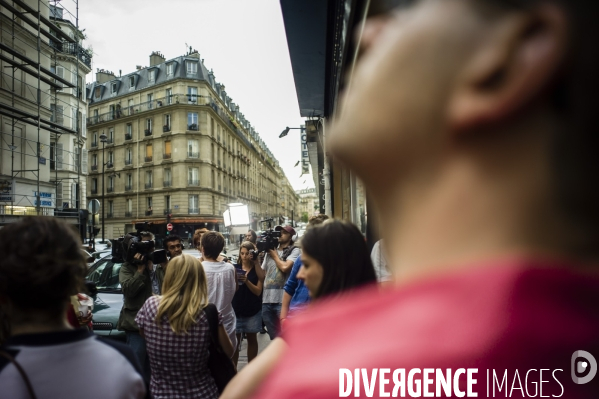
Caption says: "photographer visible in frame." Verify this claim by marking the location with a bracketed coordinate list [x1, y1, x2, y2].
[260, 226, 300, 340]
[117, 231, 156, 379]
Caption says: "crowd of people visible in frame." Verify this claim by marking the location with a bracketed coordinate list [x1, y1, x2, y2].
[2, 0, 599, 397]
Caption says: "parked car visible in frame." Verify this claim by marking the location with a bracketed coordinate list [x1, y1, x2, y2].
[85, 254, 125, 340]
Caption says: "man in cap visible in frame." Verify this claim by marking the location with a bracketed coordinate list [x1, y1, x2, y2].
[260, 225, 300, 340]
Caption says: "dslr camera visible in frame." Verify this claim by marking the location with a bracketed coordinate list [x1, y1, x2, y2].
[256, 219, 281, 253]
[249, 249, 259, 261]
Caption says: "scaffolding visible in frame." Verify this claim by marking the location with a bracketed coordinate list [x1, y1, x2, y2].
[0, 0, 89, 237]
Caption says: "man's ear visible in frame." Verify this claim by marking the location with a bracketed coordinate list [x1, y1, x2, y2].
[447, 3, 568, 133]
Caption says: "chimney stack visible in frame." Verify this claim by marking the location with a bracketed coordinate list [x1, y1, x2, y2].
[150, 51, 165, 67]
[96, 68, 116, 84]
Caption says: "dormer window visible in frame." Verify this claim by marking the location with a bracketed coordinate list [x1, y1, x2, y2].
[110, 82, 118, 95]
[148, 69, 156, 83]
[94, 86, 101, 98]
[166, 63, 174, 77]
[129, 76, 135, 89]
[186, 61, 197, 75]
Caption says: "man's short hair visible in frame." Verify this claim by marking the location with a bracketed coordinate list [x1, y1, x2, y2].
[0, 217, 87, 316]
[308, 214, 329, 228]
[140, 231, 155, 241]
[201, 231, 225, 259]
[163, 234, 182, 250]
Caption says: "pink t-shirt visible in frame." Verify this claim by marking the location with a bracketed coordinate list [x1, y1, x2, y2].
[253, 258, 599, 398]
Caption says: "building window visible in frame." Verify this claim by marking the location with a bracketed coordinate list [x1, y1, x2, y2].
[188, 167, 199, 186]
[165, 195, 171, 212]
[111, 82, 117, 95]
[125, 147, 133, 165]
[146, 197, 153, 215]
[91, 178, 98, 194]
[164, 168, 172, 187]
[147, 93, 154, 110]
[145, 144, 153, 162]
[129, 76, 135, 89]
[188, 139, 199, 158]
[125, 173, 133, 191]
[166, 88, 173, 105]
[92, 153, 98, 170]
[187, 87, 197, 104]
[108, 176, 115, 192]
[125, 124, 132, 140]
[145, 171, 153, 189]
[94, 86, 101, 98]
[189, 195, 199, 214]
[148, 69, 156, 83]
[108, 200, 114, 217]
[186, 61, 197, 75]
[108, 129, 114, 144]
[164, 114, 171, 132]
[108, 151, 114, 167]
[126, 199, 133, 216]
[164, 141, 172, 159]
[166, 63, 174, 77]
[145, 119, 152, 135]
[92, 131, 98, 147]
[188, 112, 198, 130]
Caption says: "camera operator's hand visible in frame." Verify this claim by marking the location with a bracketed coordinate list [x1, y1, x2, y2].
[134, 253, 152, 273]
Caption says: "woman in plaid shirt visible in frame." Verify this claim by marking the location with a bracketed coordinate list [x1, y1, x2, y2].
[136, 254, 234, 398]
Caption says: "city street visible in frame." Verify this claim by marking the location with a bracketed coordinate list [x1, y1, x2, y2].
[237, 332, 272, 371]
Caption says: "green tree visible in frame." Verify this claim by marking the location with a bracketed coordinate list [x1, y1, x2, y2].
[301, 212, 309, 223]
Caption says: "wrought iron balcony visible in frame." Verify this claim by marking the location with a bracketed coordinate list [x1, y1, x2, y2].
[188, 124, 198, 131]
[125, 159, 132, 166]
[187, 152, 199, 159]
[163, 153, 172, 160]
[125, 211, 132, 217]
[163, 125, 171, 133]
[144, 129, 152, 136]
[91, 141, 98, 147]
[107, 213, 114, 218]
[107, 187, 114, 193]
[144, 156, 153, 162]
[106, 137, 114, 144]
[163, 181, 172, 188]
[91, 189, 98, 195]
[91, 165, 98, 171]
[145, 183, 153, 189]
[189, 208, 199, 214]
[145, 210, 153, 216]
[125, 133, 132, 141]
[188, 179, 199, 186]
[125, 185, 132, 191]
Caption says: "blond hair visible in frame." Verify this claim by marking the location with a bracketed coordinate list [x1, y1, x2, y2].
[155, 254, 208, 334]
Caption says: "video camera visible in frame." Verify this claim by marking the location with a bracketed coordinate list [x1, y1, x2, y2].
[256, 218, 281, 253]
[110, 222, 167, 265]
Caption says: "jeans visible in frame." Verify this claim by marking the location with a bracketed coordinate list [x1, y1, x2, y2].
[126, 331, 150, 380]
[262, 303, 282, 340]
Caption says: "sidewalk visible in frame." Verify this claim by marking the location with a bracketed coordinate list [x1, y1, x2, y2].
[237, 332, 272, 371]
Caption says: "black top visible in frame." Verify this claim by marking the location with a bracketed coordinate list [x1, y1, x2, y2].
[232, 264, 262, 318]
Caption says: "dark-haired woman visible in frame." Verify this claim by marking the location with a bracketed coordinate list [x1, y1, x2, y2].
[221, 219, 376, 399]
[232, 241, 265, 366]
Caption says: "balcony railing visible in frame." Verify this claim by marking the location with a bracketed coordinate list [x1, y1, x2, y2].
[144, 129, 152, 136]
[163, 181, 172, 188]
[107, 187, 114, 193]
[107, 213, 114, 218]
[188, 179, 199, 186]
[188, 124, 198, 131]
[91, 189, 98, 195]
[125, 133, 132, 141]
[189, 208, 199, 214]
[50, 41, 93, 68]
[125, 211, 132, 217]
[125, 184, 132, 191]
[145, 183, 153, 189]
[145, 210, 153, 216]
[91, 141, 98, 147]
[144, 156, 153, 162]
[125, 159, 132, 166]
[163, 153, 172, 160]
[163, 125, 171, 133]
[106, 137, 114, 144]
[91, 165, 98, 171]
[187, 152, 199, 159]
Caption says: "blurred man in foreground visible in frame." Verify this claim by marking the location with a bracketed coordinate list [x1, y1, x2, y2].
[222, 0, 599, 398]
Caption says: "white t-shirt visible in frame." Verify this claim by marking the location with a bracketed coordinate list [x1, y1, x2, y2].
[261, 246, 301, 304]
[202, 260, 237, 349]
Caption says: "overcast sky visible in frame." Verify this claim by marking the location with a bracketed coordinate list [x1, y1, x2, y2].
[78, 0, 314, 191]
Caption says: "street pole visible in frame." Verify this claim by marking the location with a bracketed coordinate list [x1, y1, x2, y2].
[100, 133, 107, 243]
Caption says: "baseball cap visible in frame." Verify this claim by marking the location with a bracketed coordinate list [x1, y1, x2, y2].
[275, 225, 296, 236]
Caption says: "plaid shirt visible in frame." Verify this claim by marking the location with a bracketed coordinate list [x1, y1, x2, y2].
[136, 296, 222, 399]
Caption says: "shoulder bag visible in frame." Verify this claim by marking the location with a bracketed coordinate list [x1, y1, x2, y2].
[0, 350, 37, 399]
[203, 303, 237, 394]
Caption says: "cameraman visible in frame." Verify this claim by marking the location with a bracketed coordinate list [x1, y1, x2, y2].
[117, 231, 156, 379]
[260, 225, 300, 340]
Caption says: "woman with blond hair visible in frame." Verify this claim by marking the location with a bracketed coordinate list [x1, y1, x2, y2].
[136, 254, 234, 399]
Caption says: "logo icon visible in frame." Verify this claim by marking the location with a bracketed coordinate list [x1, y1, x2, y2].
[571, 350, 597, 384]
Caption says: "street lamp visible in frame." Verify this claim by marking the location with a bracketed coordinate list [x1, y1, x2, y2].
[99, 132, 108, 243]
[279, 126, 304, 138]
